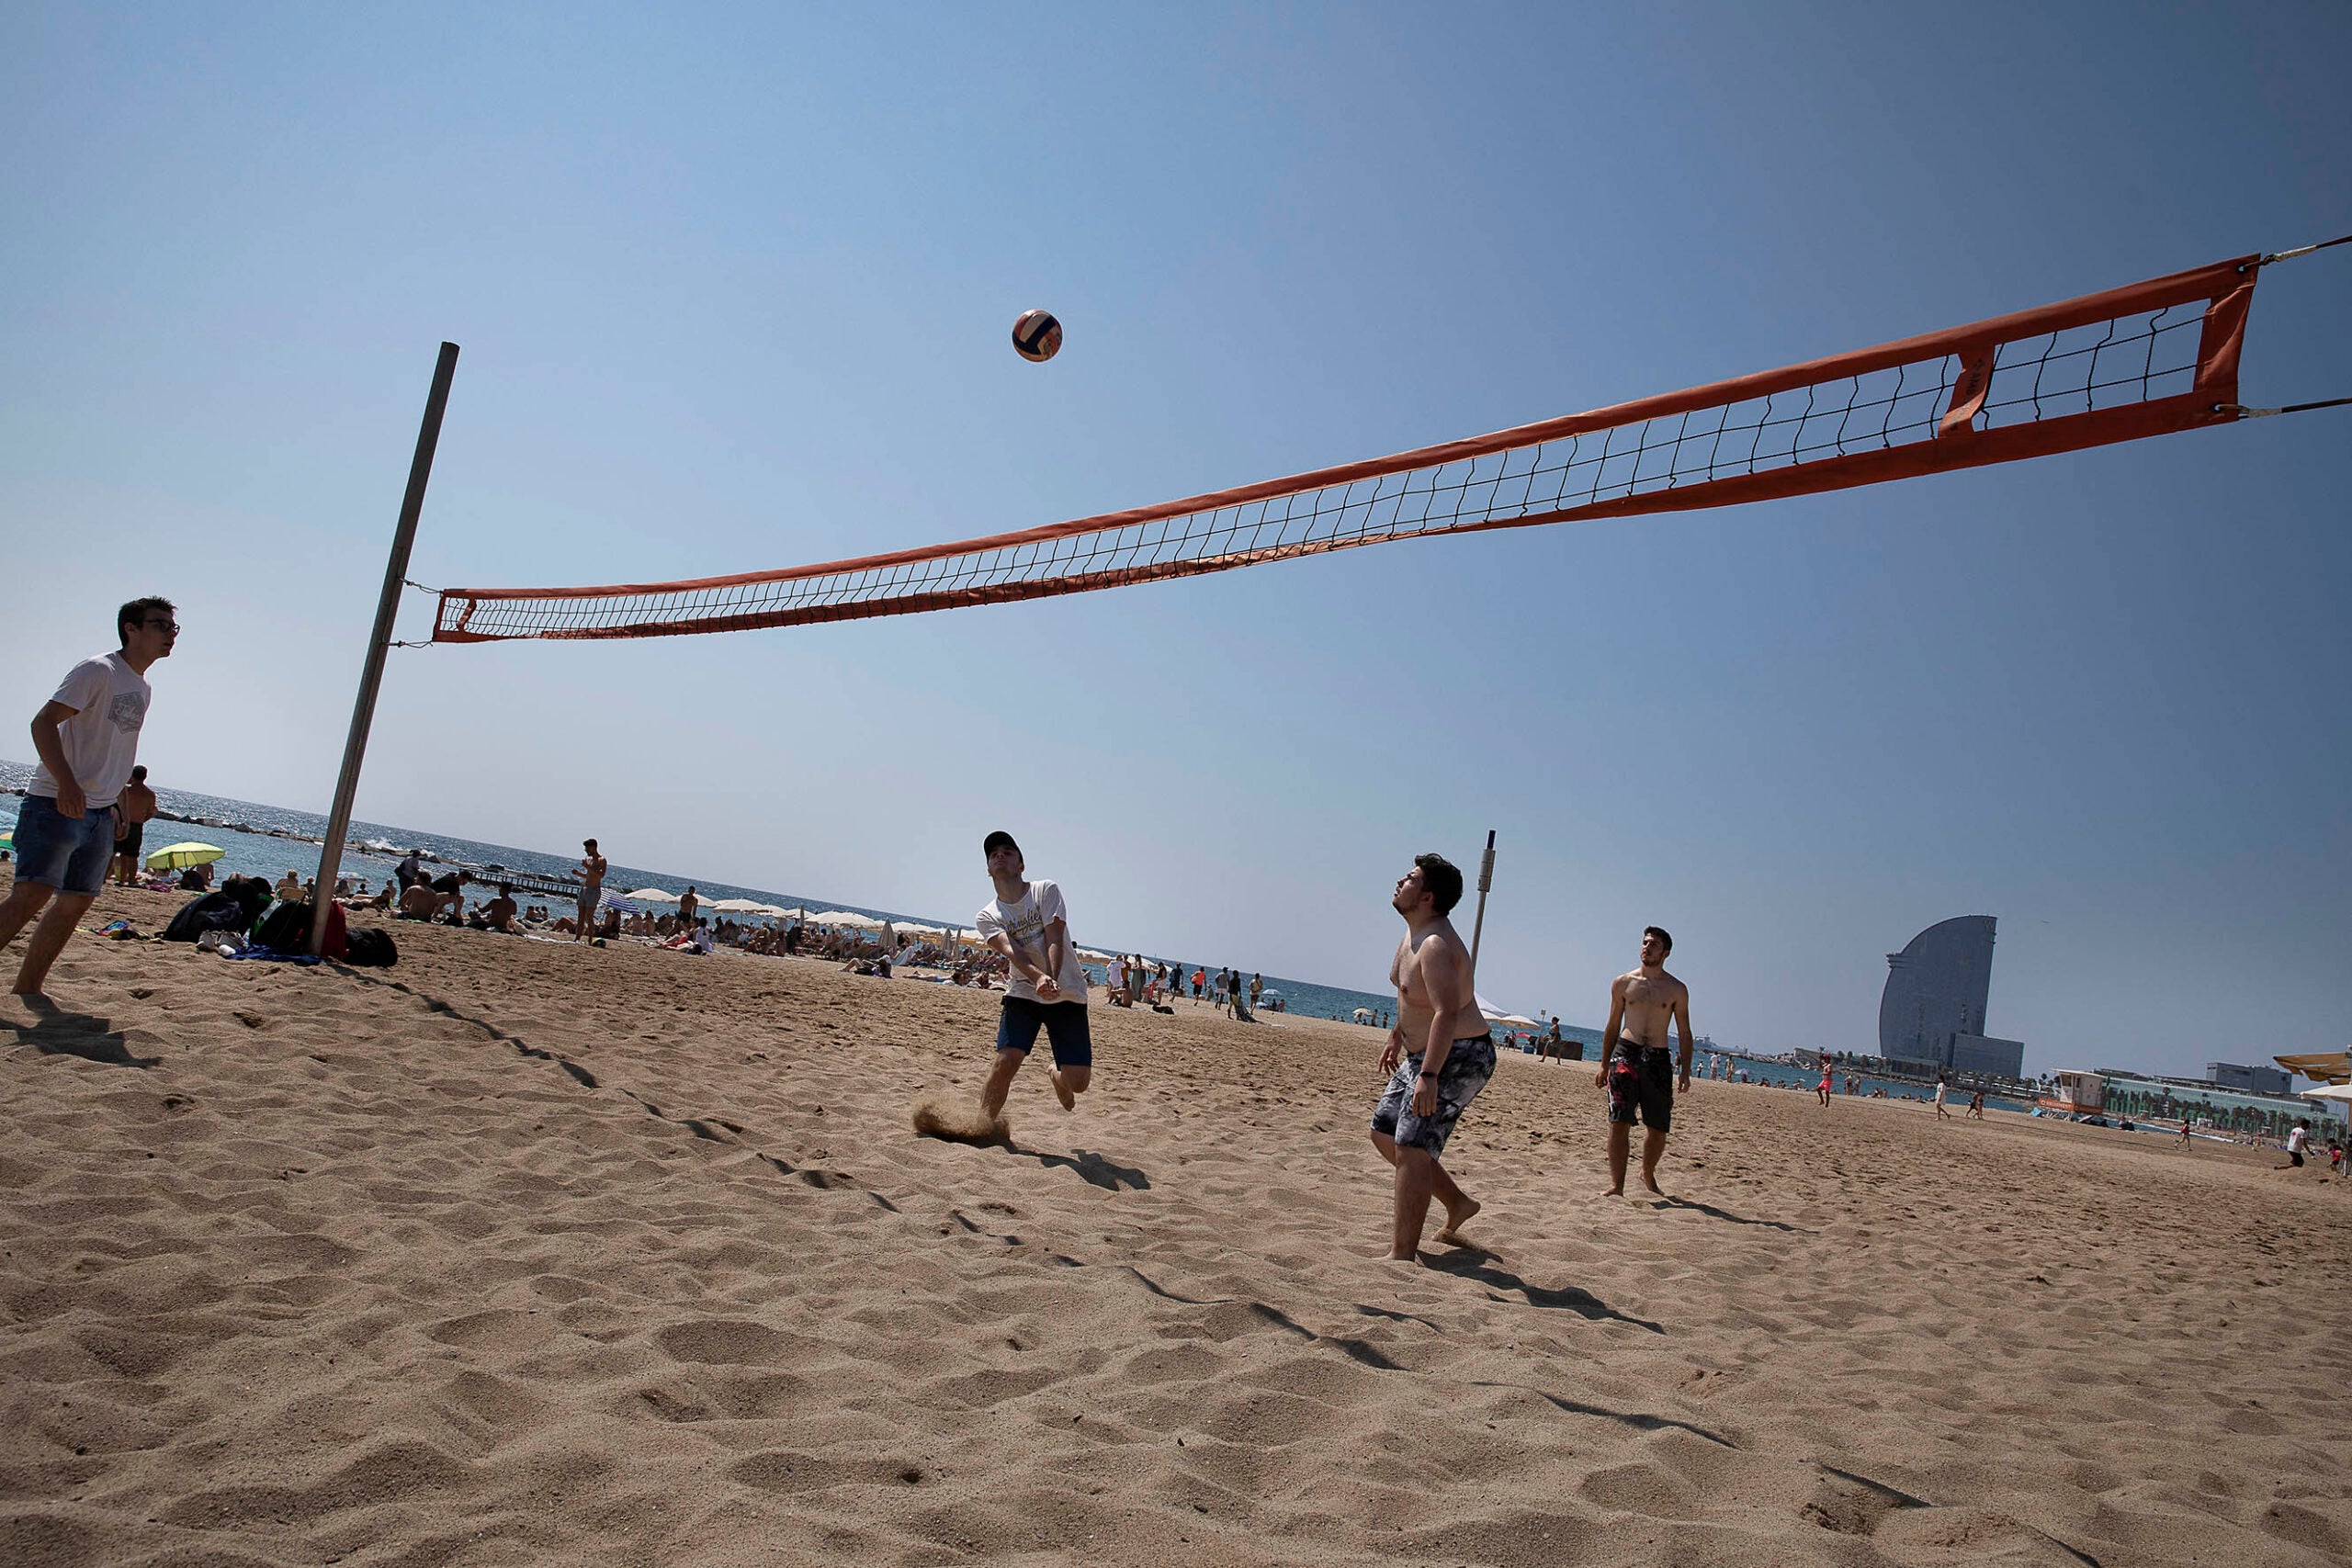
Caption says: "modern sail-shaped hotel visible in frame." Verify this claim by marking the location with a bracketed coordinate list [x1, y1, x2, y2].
[1880, 915, 2026, 1078]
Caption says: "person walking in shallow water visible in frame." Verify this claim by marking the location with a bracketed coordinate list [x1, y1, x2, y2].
[1370, 853, 1495, 1261]
[1597, 925, 1692, 1198]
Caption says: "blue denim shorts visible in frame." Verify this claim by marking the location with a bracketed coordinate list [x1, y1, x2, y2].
[995, 997, 1092, 1067]
[11, 794, 119, 897]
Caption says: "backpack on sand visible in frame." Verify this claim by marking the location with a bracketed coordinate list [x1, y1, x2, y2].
[344, 927, 397, 967]
[250, 898, 347, 959]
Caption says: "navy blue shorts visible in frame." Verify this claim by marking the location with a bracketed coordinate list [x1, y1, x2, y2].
[11, 795, 118, 897]
[996, 997, 1092, 1067]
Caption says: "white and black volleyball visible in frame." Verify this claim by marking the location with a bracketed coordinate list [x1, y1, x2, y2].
[1012, 309, 1063, 363]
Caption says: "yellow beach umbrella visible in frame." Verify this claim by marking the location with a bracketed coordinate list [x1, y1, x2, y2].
[144, 841, 225, 871]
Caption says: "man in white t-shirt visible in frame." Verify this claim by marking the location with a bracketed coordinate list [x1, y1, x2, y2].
[1, 597, 176, 998]
[971, 830, 1091, 1125]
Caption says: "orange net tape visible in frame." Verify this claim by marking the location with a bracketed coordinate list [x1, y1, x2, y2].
[435, 254, 2258, 644]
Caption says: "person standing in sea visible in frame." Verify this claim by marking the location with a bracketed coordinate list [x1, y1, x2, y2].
[970, 831, 1091, 1125]
[572, 839, 606, 942]
[1370, 853, 1494, 1261]
[1596, 925, 1693, 1197]
[0, 597, 175, 998]
[109, 764, 157, 886]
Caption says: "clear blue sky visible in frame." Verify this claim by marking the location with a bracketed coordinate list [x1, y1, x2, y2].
[6, 5, 2346, 1075]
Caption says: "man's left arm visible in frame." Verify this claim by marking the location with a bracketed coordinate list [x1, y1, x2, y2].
[1673, 984, 1694, 1092]
[1039, 918, 1069, 1000]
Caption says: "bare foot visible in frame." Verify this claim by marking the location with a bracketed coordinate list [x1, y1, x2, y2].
[1436, 1196, 1482, 1243]
[1602, 1184, 1625, 1197]
[1383, 1251, 1419, 1266]
[1049, 1070, 1076, 1111]
[1638, 1176, 1666, 1197]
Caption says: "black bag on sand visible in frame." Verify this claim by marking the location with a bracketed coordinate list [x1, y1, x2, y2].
[344, 927, 398, 967]
[250, 899, 313, 953]
[162, 890, 246, 942]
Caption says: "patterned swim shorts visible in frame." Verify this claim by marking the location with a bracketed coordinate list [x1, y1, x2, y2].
[1372, 1033, 1498, 1157]
[1607, 1044, 1677, 1132]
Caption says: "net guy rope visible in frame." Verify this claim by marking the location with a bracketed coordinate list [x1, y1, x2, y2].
[430, 245, 2343, 646]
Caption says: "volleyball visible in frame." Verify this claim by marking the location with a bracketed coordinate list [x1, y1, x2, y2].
[1012, 309, 1062, 363]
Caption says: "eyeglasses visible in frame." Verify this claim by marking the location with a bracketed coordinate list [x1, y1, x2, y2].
[141, 619, 180, 633]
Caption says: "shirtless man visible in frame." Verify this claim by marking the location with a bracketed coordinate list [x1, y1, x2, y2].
[1597, 925, 1692, 1197]
[1371, 853, 1497, 1261]
[572, 839, 606, 942]
[111, 765, 157, 886]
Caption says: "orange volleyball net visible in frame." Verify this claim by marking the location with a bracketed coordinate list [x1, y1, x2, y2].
[432, 249, 2313, 645]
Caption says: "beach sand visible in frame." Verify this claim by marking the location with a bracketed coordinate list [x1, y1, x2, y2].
[6, 875, 2349, 1567]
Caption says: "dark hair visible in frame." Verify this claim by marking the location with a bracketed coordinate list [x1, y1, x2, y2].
[983, 830, 1020, 859]
[130, 765, 147, 782]
[583, 839, 597, 850]
[119, 596, 175, 646]
[1645, 924, 1674, 955]
[1413, 852, 1464, 916]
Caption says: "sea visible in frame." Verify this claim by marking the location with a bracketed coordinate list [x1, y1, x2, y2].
[0, 760, 1425, 1026]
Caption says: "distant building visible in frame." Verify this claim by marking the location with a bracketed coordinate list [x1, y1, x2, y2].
[2207, 1061, 2291, 1096]
[2097, 1070, 2345, 1139]
[1879, 915, 2025, 1078]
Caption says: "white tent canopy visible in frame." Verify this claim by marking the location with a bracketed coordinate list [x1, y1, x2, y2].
[1474, 993, 1546, 1027]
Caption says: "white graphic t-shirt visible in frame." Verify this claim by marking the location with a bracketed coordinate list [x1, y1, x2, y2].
[29, 652, 152, 809]
[976, 879, 1090, 1007]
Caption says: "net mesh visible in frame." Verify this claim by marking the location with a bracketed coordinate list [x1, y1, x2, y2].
[435, 254, 2258, 644]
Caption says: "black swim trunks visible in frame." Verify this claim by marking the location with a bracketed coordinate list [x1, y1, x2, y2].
[1607, 1043, 1677, 1133]
[1372, 1033, 1497, 1157]
[115, 820, 143, 861]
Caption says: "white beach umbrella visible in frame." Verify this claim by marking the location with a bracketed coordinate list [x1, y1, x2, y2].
[710, 897, 767, 913]
[625, 887, 680, 902]
[812, 910, 883, 929]
[2304, 1085, 2352, 1106]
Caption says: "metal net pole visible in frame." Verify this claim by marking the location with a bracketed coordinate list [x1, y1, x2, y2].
[308, 343, 459, 953]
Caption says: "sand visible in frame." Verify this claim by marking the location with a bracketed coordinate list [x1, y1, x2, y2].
[5, 875, 2349, 1568]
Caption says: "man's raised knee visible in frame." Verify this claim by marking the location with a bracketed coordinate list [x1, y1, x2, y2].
[1059, 1065, 1091, 1093]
